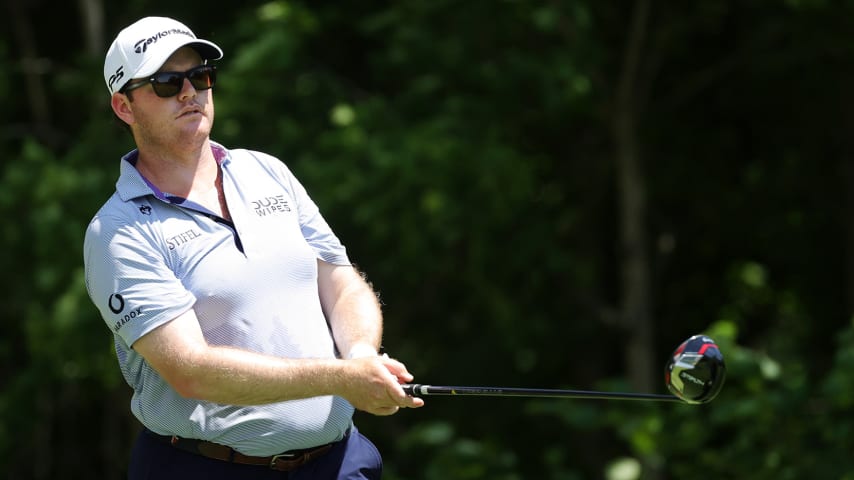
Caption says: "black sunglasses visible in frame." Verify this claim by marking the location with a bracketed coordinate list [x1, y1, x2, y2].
[122, 65, 217, 98]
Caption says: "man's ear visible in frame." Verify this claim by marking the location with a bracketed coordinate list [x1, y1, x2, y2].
[111, 92, 134, 126]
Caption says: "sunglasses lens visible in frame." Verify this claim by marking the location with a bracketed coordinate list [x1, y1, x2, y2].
[150, 72, 183, 97]
[146, 66, 217, 98]
[189, 67, 216, 90]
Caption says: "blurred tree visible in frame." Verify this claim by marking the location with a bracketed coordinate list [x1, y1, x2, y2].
[2, 0, 854, 478]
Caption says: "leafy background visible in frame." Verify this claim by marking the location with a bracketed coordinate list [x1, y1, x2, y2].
[2, 0, 854, 478]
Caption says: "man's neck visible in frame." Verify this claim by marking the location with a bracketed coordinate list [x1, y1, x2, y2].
[135, 138, 218, 198]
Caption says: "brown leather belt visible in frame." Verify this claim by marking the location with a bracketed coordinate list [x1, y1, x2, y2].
[145, 429, 335, 471]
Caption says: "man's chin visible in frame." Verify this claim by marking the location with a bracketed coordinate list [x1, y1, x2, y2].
[178, 121, 212, 141]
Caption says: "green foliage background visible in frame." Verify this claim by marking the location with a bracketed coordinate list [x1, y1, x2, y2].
[2, 0, 854, 478]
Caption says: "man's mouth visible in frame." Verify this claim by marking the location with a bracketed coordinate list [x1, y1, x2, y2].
[178, 106, 202, 118]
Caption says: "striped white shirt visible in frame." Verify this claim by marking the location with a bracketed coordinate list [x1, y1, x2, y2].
[83, 142, 354, 456]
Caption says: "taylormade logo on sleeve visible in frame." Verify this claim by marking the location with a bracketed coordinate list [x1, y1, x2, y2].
[133, 28, 195, 54]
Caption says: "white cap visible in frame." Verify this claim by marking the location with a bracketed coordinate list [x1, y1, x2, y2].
[103, 16, 223, 95]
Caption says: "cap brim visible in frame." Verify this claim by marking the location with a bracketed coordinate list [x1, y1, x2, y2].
[133, 39, 224, 79]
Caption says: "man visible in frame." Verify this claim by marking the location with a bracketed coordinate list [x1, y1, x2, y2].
[84, 16, 423, 479]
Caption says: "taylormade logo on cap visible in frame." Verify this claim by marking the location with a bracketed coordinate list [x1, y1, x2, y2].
[133, 28, 195, 54]
[104, 16, 223, 95]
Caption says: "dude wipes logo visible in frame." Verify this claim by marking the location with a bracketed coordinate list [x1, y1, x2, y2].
[108, 293, 144, 332]
[252, 195, 291, 217]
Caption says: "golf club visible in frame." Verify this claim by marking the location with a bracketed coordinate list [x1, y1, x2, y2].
[402, 384, 683, 402]
[402, 334, 726, 405]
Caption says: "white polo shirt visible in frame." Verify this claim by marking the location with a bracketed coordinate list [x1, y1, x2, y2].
[83, 142, 354, 456]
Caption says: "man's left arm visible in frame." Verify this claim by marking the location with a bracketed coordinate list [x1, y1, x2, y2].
[317, 260, 424, 410]
[317, 260, 383, 359]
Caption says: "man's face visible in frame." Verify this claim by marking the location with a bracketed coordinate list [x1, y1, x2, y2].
[123, 46, 215, 149]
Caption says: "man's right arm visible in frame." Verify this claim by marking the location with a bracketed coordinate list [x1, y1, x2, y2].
[132, 308, 408, 415]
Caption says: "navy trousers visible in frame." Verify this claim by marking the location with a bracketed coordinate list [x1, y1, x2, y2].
[128, 426, 382, 479]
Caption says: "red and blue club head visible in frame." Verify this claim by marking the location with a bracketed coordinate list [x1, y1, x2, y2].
[665, 334, 726, 405]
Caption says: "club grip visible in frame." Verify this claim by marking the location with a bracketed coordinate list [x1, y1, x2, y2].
[402, 384, 426, 397]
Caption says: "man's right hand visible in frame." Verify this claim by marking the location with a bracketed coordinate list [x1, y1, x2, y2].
[343, 355, 425, 416]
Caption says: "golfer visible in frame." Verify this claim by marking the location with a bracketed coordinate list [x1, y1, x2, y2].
[84, 16, 423, 479]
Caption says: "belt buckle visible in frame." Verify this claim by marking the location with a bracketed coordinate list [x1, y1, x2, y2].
[270, 452, 299, 470]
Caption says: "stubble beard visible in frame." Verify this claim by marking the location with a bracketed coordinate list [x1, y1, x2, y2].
[134, 107, 214, 156]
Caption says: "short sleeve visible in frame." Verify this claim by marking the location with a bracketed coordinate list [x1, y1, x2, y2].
[83, 214, 196, 347]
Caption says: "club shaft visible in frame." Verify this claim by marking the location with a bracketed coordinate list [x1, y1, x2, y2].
[402, 384, 682, 402]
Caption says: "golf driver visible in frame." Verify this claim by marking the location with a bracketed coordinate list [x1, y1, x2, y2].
[402, 334, 726, 405]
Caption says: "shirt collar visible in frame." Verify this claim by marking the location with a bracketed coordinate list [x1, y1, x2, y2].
[115, 141, 231, 202]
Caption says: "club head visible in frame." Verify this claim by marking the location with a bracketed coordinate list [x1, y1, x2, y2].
[664, 334, 726, 404]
